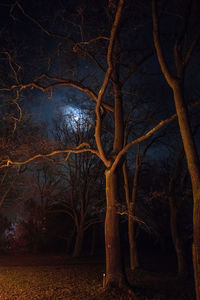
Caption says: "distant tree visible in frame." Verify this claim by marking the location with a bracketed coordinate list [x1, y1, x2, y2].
[146, 153, 192, 275]
[18, 198, 47, 253]
[16, 161, 66, 253]
[167, 150, 190, 275]
[53, 112, 105, 257]
[123, 143, 154, 271]
[0, 107, 45, 213]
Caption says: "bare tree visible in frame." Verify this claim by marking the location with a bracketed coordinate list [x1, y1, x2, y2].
[152, 1, 200, 297]
[1, 0, 199, 293]
[52, 113, 105, 257]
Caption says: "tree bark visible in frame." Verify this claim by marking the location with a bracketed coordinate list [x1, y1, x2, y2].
[173, 84, 200, 297]
[103, 14, 126, 287]
[93, 0, 127, 289]
[105, 169, 125, 287]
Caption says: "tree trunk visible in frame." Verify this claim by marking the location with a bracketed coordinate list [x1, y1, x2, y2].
[172, 84, 200, 297]
[192, 191, 200, 300]
[129, 154, 140, 270]
[169, 196, 186, 275]
[104, 28, 126, 288]
[73, 227, 83, 257]
[128, 201, 139, 270]
[152, 6, 200, 295]
[168, 151, 186, 275]
[105, 169, 125, 287]
[123, 158, 139, 271]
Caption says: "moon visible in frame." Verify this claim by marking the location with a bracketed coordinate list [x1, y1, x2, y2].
[63, 105, 82, 121]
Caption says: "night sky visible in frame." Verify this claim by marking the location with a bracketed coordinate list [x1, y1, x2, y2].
[0, 0, 199, 210]
[0, 1, 200, 299]
[0, 0, 199, 293]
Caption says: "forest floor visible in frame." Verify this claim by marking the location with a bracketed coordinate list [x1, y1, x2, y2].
[0, 254, 195, 299]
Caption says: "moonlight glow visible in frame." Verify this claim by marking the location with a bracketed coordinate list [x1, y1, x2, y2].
[63, 105, 82, 121]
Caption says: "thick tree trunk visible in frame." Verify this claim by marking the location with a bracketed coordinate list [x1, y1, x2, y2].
[105, 169, 125, 287]
[172, 84, 200, 298]
[104, 30, 126, 288]
[73, 227, 83, 257]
